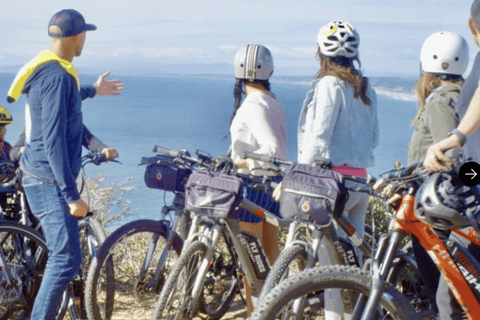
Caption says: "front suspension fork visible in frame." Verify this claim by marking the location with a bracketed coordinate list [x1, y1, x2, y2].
[351, 230, 403, 320]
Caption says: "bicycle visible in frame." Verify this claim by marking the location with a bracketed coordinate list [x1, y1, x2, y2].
[241, 152, 429, 319]
[150, 155, 299, 320]
[85, 145, 220, 320]
[0, 221, 48, 319]
[0, 151, 115, 320]
[251, 150, 479, 320]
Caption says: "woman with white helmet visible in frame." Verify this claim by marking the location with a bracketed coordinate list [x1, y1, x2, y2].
[409, 32, 469, 165]
[406, 32, 469, 314]
[297, 20, 378, 320]
[229, 44, 289, 315]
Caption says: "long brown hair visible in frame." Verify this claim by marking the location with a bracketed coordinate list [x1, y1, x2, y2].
[412, 72, 463, 126]
[316, 49, 372, 106]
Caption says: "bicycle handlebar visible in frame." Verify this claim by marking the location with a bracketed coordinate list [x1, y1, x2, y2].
[82, 151, 121, 167]
[153, 145, 183, 158]
[243, 152, 294, 168]
[151, 145, 220, 171]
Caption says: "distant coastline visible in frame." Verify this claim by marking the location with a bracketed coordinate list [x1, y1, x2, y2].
[0, 70, 417, 102]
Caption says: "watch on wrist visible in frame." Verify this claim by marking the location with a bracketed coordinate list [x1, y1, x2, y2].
[448, 129, 467, 146]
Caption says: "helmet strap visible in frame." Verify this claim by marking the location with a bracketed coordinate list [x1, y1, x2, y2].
[435, 73, 463, 81]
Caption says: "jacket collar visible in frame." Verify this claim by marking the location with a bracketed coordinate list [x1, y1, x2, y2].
[7, 50, 80, 103]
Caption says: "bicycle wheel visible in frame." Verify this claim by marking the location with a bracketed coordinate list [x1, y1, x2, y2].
[152, 234, 238, 320]
[65, 217, 107, 320]
[198, 230, 238, 319]
[85, 219, 182, 320]
[258, 244, 308, 302]
[387, 254, 436, 318]
[152, 240, 207, 320]
[250, 265, 419, 320]
[0, 222, 48, 320]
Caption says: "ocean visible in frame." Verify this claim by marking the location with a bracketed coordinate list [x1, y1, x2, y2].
[0, 73, 418, 226]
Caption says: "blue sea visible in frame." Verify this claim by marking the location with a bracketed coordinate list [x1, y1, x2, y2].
[0, 73, 418, 227]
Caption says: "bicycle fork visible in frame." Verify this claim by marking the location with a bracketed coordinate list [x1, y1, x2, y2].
[187, 223, 223, 317]
[351, 230, 403, 320]
[145, 207, 185, 292]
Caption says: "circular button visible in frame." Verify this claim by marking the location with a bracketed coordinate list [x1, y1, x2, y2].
[459, 162, 480, 186]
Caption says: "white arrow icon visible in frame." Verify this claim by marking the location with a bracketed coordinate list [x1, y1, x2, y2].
[466, 169, 477, 180]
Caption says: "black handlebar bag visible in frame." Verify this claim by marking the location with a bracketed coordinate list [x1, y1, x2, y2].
[144, 156, 192, 192]
[280, 164, 348, 226]
[185, 171, 243, 218]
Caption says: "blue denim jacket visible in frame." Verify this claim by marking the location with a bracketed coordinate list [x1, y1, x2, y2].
[298, 76, 379, 168]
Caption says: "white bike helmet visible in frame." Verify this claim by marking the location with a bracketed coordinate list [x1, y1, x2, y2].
[415, 172, 480, 229]
[234, 44, 273, 81]
[420, 32, 469, 75]
[317, 20, 360, 58]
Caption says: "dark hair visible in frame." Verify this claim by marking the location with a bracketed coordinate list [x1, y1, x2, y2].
[316, 49, 372, 106]
[228, 79, 271, 126]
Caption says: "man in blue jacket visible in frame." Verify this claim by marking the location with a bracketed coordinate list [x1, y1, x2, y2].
[7, 9, 123, 319]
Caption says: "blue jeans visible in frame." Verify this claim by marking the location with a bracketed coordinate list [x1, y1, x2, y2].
[22, 174, 82, 319]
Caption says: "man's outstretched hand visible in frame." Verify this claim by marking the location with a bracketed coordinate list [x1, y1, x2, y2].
[93, 71, 125, 96]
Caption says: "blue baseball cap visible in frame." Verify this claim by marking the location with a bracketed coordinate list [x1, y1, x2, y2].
[48, 9, 97, 37]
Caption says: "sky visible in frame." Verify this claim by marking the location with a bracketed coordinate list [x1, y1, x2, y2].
[0, 0, 478, 77]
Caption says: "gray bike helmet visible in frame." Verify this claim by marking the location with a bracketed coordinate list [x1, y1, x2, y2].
[234, 44, 274, 81]
[415, 172, 480, 229]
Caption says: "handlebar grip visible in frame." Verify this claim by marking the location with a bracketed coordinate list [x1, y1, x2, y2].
[93, 154, 108, 165]
[444, 148, 461, 159]
[153, 145, 179, 157]
[243, 152, 271, 163]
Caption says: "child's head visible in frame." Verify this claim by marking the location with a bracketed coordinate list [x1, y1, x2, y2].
[0, 106, 13, 142]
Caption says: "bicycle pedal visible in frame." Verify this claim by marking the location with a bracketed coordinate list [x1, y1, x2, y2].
[197, 312, 209, 319]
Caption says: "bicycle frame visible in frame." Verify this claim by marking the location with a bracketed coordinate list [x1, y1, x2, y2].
[356, 191, 480, 320]
[178, 197, 291, 315]
[137, 193, 187, 293]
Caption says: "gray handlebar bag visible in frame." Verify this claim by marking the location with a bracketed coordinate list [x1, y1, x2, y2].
[185, 171, 243, 218]
[280, 164, 348, 226]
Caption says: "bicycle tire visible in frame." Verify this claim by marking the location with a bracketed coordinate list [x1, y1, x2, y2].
[152, 230, 239, 320]
[257, 244, 308, 303]
[151, 240, 207, 320]
[387, 254, 437, 318]
[85, 219, 182, 320]
[197, 230, 238, 319]
[250, 265, 420, 320]
[65, 217, 107, 320]
[0, 222, 48, 320]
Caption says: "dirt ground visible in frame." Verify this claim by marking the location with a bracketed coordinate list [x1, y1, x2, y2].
[60, 298, 248, 320]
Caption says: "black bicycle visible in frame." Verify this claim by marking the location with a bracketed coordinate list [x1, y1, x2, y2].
[0, 151, 115, 320]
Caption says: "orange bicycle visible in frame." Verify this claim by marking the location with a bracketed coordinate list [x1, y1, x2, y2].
[252, 150, 480, 320]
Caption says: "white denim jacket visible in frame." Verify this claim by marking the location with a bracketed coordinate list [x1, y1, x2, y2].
[298, 76, 379, 168]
